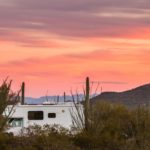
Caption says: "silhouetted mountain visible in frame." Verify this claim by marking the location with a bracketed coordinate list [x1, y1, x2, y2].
[91, 83, 150, 106]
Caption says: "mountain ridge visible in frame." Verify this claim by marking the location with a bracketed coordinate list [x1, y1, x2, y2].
[91, 83, 150, 106]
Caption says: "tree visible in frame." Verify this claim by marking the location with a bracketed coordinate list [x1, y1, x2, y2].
[0, 79, 20, 132]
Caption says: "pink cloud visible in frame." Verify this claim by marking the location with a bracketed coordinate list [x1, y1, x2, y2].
[0, 0, 150, 47]
[0, 50, 150, 96]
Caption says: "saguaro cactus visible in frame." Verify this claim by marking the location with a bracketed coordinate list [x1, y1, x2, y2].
[21, 82, 25, 105]
[64, 92, 66, 102]
[85, 77, 90, 131]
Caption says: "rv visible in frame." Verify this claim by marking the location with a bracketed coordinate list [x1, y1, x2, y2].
[5, 102, 83, 135]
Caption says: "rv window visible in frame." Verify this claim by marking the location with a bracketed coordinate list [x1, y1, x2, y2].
[9, 118, 23, 127]
[28, 111, 43, 120]
[48, 113, 56, 118]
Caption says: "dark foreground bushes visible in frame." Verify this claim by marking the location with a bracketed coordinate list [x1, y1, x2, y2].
[0, 102, 150, 150]
[74, 102, 150, 150]
[0, 125, 80, 150]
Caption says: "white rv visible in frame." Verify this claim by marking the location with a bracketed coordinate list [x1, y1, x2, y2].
[5, 102, 83, 135]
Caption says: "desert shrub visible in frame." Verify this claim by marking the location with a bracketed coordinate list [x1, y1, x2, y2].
[0, 100, 149, 150]
[0, 79, 19, 132]
[73, 102, 150, 150]
[124, 106, 150, 150]
[6, 124, 80, 150]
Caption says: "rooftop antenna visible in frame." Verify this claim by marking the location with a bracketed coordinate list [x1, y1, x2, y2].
[45, 90, 49, 102]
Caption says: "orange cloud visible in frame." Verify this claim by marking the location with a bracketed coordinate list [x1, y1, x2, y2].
[0, 0, 150, 97]
[0, 50, 150, 97]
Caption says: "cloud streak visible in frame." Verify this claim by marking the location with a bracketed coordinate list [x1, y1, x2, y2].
[0, 0, 150, 46]
[1, 50, 150, 77]
[0, 0, 150, 96]
[0, 49, 150, 95]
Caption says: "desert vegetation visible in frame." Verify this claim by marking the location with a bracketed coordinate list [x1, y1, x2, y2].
[0, 78, 150, 150]
[0, 79, 19, 132]
[0, 102, 149, 150]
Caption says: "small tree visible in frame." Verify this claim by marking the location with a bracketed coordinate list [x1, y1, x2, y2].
[0, 79, 20, 132]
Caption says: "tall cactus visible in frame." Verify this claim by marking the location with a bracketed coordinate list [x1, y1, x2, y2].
[85, 77, 90, 131]
[64, 92, 66, 102]
[21, 82, 25, 105]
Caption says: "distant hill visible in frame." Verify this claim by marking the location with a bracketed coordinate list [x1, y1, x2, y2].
[25, 94, 84, 104]
[25, 84, 150, 106]
[91, 83, 150, 106]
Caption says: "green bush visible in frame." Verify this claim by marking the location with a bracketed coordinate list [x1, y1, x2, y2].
[0, 101, 149, 150]
[73, 102, 150, 150]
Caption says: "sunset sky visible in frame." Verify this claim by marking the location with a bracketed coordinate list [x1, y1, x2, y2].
[0, 0, 150, 97]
